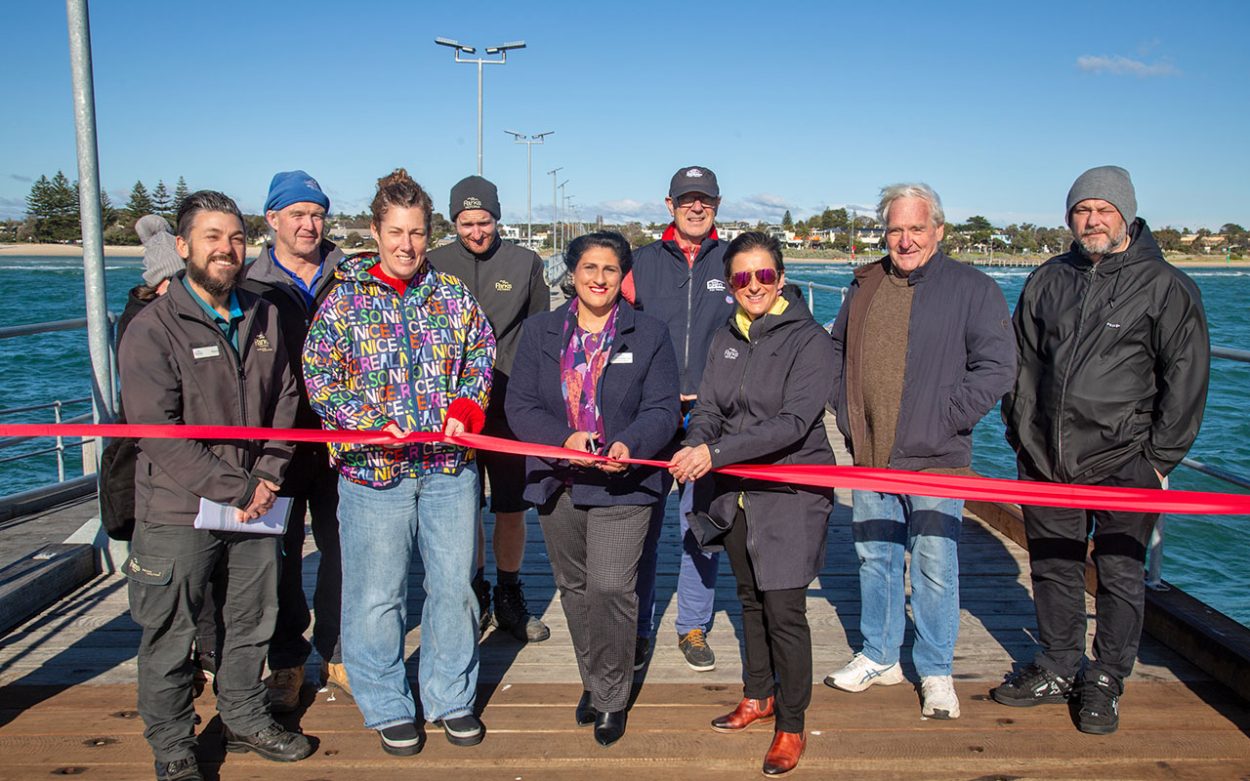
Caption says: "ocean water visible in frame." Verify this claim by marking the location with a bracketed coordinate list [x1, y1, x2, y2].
[1, 255, 1247, 626]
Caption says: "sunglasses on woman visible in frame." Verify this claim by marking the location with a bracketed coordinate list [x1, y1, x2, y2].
[729, 267, 779, 290]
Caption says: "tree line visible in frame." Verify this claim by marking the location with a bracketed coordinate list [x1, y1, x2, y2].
[17, 172, 190, 244]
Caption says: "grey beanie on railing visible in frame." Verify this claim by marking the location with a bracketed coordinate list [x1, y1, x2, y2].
[1066, 165, 1137, 226]
[135, 214, 183, 287]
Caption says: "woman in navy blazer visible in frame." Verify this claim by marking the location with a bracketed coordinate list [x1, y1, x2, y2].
[507, 232, 679, 747]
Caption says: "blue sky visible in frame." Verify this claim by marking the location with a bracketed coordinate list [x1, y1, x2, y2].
[1, 0, 1247, 230]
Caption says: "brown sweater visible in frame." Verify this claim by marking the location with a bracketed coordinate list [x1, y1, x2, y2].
[858, 270, 913, 468]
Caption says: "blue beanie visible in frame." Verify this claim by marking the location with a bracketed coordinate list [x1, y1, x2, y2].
[264, 170, 330, 214]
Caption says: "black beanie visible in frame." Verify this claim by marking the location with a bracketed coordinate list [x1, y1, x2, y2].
[449, 176, 501, 221]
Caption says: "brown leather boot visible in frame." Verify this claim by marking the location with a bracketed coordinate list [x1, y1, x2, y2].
[710, 696, 775, 733]
[762, 730, 805, 776]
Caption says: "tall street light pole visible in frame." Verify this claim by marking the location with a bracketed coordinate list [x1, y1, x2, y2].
[435, 37, 525, 176]
[505, 130, 552, 248]
[547, 167, 563, 254]
[558, 180, 569, 252]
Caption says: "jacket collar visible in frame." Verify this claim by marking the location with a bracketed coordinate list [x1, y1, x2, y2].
[249, 239, 344, 290]
[337, 253, 437, 305]
[549, 296, 639, 336]
[1064, 218, 1158, 275]
[854, 250, 951, 286]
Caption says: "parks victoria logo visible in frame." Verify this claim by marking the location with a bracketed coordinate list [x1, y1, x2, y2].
[495, 279, 513, 292]
[254, 333, 274, 352]
[463, 196, 483, 210]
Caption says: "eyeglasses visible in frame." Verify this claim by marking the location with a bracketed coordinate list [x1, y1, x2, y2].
[729, 267, 779, 289]
[673, 194, 718, 209]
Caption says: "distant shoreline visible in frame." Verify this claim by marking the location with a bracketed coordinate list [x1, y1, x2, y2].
[2, 242, 1246, 268]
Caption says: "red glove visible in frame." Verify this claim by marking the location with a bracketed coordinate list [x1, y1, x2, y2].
[447, 398, 486, 434]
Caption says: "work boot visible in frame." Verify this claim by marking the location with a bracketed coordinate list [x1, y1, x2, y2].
[473, 575, 492, 634]
[678, 628, 716, 672]
[322, 661, 353, 701]
[265, 666, 304, 713]
[154, 756, 202, 781]
[223, 722, 314, 762]
[494, 581, 550, 642]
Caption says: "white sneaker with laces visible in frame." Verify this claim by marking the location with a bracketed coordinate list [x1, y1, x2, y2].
[920, 675, 961, 719]
[824, 653, 905, 692]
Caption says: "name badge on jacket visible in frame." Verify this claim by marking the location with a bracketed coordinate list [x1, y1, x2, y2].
[192, 345, 220, 360]
[609, 352, 633, 364]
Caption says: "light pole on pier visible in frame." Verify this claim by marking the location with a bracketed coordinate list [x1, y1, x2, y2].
[558, 181, 569, 250]
[435, 37, 526, 176]
[547, 167, 562, 253]
[505, 130, 552, 248]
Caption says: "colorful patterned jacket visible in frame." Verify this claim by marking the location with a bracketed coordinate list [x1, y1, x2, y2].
[302, 254, 495, 486]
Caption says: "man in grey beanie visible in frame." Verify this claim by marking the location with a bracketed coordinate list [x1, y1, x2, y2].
[427, 175, 551, 643]
[994, 166, 1210, 735]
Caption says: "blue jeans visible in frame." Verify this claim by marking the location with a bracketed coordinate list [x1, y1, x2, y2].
[635, 478, 719, 637]
[851, 490, 963, 677]
[338, 465, 480, 730]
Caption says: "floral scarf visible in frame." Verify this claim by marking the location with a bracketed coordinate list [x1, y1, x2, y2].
[560, 298, 619, 450]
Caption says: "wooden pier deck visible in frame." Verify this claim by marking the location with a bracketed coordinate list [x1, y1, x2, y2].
[1, 432, 1248, 779]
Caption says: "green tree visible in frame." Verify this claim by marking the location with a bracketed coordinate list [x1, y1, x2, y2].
[1153, 227, 1183, 252]
[125, 180, 154, 222]
[152, 180, 173, 216]
[822, 208, 849, 230]
[173, 176, 190, 211]
[781, 210, 794, 230]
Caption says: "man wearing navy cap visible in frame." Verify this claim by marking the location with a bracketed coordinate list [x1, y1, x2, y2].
[241, 171, 349, 711]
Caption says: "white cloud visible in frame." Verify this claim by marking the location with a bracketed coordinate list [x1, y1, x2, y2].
[1076, 54, 1178, 77]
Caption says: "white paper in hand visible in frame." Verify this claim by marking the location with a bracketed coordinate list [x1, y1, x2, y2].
[194, 496, 292, 535]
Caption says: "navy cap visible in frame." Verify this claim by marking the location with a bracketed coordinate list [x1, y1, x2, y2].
[668, 166, 719, 199]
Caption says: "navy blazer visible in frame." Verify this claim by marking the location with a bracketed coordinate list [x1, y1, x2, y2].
[506, 300, 680, 507]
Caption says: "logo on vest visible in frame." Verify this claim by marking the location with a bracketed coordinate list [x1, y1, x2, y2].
[254, 333, 274, 352]
[724, 347, 739, 360]
[706, 279, 726, 292]
[463, 196, 483, 210]
[495, 279, 513, 292]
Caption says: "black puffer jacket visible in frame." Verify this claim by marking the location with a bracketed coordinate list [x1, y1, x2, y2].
[1003, 220, 1209, 483]
[684, 290, 835, 591]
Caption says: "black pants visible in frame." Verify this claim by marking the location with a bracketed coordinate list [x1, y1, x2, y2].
[538, 491, 651, 713]
[1022, 454, 1159, 684]
[126, 522, 280, 762]
[723, 507, 811, 732]
[269, 451, 342, 668]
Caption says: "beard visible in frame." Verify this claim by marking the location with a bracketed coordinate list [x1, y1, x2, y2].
[1077, 224, 1128, 258]
[186, 252, 240, 297]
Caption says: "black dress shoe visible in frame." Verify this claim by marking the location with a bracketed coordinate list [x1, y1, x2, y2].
[223, 723, 314, 762]
[593, 709, 627, 747]
[576, 691, 596, 727]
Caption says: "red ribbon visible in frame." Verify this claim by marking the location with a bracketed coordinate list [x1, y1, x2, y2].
[3, 422, 1249, 515]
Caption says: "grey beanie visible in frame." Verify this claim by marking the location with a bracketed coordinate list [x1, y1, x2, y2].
[1066, 165, 1137, 226]
[135, 214, 183, 287]
[449, 175, 501, 221]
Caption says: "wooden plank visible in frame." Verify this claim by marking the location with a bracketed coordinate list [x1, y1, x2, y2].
[0, 544, 97, 635]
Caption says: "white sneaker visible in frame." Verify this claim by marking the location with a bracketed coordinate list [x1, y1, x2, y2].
[920, 675, 961, 719]
[823, 653, 905, 692]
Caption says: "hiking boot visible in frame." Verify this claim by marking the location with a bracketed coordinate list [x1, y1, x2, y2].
[1076, 671, 1121, 735]
[633, 635, 651, 671]
[678, 628, 716, 672]
[473, 575, 492, 634]
[322, 661, 353, 701]
[494, 581, 550, 642]
[920, 675, 961, 719]
[223, 722, 314, 762]
[265, 666, 304, 713]
[990, 663, 1074, 707]
[155, 756, 202, 781]
[823, 653, 905, 692]
[378, 722, 424, 756]
[434, 714, 485, 746]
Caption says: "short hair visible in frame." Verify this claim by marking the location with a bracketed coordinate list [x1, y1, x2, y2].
[175, 190, 244, 240]
[723, 231, 784, 277]
[370, 168, 433, 231]
[876, 183, 945, 228]
[565, 231, 634, 276]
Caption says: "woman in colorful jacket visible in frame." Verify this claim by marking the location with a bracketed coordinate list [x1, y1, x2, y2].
[506, 232, 680, 747]
[669, 231, 836, 777]
[302, 169, 495, 757]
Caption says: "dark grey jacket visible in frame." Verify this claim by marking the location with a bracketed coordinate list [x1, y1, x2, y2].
[830, 251, 1016, 470]
[1004, 220, 1208, 483]
[684, 290, 835, 591]
[119, 273, 300, 526]
[427, 236, 548, 379]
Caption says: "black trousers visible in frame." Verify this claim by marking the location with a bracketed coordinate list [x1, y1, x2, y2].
[1022, 454, 1159, 685]
[723, 507, 811, 733]
[538, 491, 651, 713]
[126, 522, 280, 762]
[269, 450, 342, 669]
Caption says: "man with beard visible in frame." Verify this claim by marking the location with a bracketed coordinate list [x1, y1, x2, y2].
[241, 171, 349, 709]
[119, 191, 312, 780]
[993, 166, 1209, 735]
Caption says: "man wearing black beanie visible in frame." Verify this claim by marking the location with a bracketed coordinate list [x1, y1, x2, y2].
[428, 175, 551, 643]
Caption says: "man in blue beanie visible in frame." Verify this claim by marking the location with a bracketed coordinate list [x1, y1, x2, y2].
[241, 170, 349, 712]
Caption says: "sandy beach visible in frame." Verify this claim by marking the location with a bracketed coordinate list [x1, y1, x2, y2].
[1, 242, 1245, 268]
